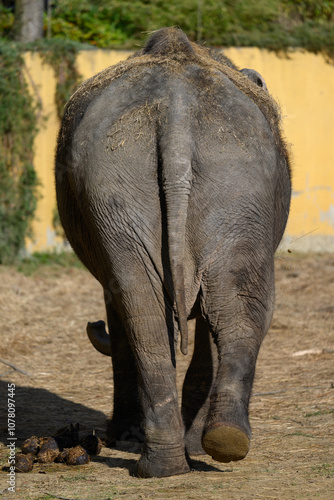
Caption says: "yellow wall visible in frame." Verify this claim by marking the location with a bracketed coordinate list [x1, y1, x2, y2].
[225, 48, 334, 252]
[24, 48, 334, 252]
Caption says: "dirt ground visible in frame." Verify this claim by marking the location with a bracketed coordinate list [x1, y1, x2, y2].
[0, 252, 333, 500]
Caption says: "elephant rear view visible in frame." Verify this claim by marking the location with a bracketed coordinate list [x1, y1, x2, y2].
[55, 27, 291, 478]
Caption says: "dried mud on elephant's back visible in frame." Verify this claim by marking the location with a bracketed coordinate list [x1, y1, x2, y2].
[0, 253, 334, 499]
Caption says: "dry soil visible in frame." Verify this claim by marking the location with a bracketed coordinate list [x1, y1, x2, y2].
[0, 252, 333, 499]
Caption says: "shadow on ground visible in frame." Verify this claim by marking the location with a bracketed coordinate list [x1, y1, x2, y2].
[0, 379, 107, 446]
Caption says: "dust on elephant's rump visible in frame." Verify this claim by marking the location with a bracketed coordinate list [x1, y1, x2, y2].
[55, 27, 291, 478]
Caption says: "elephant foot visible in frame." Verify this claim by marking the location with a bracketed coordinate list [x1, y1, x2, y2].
[137, 444, 190, 478]
[202, 392, 251, 462]
[202, 423, 250, 463]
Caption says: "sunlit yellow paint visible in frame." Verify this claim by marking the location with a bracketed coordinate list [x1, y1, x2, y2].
[225, 48, 334, 251]
[23, 52, 59, 252]
[24, 48, 334, 252]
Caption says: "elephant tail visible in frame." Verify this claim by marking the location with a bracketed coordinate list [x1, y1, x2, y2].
[159, 102, 192, 355]
[86, 321, 111, 356]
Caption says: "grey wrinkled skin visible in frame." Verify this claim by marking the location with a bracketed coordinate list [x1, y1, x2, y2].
[55, 28, 291, 478]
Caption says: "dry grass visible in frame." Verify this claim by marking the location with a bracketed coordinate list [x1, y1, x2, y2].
[0, 252, 334, 499]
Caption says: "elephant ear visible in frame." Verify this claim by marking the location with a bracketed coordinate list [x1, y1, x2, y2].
[240, 68, 267, 90]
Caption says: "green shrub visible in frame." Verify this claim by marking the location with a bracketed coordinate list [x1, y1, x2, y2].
[0, 5, 14, 38]
[48, 0, 334, 58]
[0, 41, 40, 264]
[1, 1, 334, 55]
[0, 38, 81, 265]
[27, 38, 82, 120]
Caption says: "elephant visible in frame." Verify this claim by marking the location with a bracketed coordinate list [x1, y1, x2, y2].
[55, 27, 291, 478]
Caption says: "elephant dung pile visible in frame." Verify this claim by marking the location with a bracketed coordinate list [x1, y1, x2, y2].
[14, 424, 103, 473]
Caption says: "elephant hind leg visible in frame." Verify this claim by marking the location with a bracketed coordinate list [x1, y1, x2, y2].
[128, 311, 190, 477]
[201, 252, 275, 463]
[109, 266, 190, 478]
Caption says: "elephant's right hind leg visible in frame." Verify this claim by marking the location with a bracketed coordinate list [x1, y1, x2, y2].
[201, 250, 275, 463]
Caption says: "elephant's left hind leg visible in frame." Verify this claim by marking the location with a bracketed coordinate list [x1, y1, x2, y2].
[113, 270, 190, 477]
